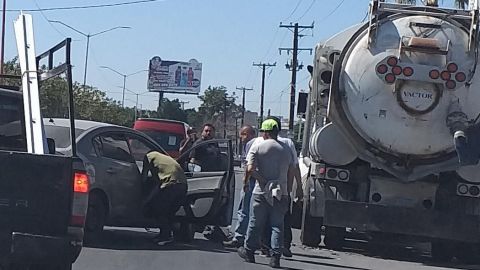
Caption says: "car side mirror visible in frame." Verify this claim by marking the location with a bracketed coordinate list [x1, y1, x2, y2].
[47, 138, 56, 154]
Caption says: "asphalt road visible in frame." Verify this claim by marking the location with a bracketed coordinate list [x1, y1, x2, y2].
[73, 169, 480, 270]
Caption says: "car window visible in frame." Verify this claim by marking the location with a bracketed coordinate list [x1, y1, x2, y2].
[44, 125, 85, 148]
[141, 130, 184, 151]
[99, 134, 134, 163]
[128, 135, 156, 162]
[0, 91, 26, 151]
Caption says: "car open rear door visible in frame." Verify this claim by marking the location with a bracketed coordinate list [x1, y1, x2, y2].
[175, 139, 235, 227]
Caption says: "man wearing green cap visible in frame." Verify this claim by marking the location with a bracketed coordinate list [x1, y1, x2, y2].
[237, 119, 295, 268]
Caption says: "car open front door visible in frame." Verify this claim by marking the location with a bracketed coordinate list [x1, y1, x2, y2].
[176, 139, 235, 227]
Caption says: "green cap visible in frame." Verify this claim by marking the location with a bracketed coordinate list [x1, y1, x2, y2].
[260, 119, 279, 132]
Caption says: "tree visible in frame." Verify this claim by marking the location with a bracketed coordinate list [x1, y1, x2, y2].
[157, 98, 187, 122]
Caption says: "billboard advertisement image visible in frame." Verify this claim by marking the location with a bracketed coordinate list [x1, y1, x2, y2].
[147, 56, 202, 94]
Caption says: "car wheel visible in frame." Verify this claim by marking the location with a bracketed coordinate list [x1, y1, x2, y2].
[85, 193, 107, 234]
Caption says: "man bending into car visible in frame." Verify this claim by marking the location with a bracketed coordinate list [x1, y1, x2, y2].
[142, 151, 188, 246]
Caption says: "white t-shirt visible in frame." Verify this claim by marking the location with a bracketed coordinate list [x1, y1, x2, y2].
[247, 136, 298, 165]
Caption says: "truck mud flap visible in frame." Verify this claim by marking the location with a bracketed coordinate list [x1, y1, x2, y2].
[8, 232, 75, 263]
[324, 200, 480, 243]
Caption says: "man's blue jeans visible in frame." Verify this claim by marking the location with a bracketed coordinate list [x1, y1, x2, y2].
[245, 194, 288, 256]
[233, 180, 255, 241]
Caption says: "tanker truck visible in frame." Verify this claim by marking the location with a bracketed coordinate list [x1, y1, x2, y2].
[299, 0, 480, 261]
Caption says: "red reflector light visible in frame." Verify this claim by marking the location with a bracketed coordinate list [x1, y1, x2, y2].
[319, 167, 326, 175]
[377, 64, 388, 74]
[70, 215, 86, 226]
[455, 72, 466, 82]
[403, 67, 414, 77]
[387, 57, 398, 66]
[392, 66, 402, 75]
[446, 80, 456, 89]
[429, 70, 440, 79]
[447, 63, 458, 73]
[385, 73, 396, 84]
[74, 172, 89, 193]
[441, 71, 451, 81]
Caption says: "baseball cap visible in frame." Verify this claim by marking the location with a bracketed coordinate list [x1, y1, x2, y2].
[260, 119, 279, 132]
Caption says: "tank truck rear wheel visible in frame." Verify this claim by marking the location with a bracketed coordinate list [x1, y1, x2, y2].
[323, 226, 345, 250]
[300, 196, 322, 247]
[431, 241, 455, 263]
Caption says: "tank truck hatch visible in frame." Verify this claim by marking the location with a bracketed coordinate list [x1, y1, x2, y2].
[367, 0, 480, 52]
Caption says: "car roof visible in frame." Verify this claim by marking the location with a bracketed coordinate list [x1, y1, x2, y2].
[44, 118, 114, 130]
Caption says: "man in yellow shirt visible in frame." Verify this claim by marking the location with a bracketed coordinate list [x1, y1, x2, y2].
[142, 151, 188, 245]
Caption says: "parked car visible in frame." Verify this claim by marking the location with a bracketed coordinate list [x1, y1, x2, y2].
[133, 118, 189, 158]
[44, 118, 235, 241]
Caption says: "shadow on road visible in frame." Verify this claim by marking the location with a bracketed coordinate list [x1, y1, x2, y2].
[84, 228, 230, 254]
[335, 239, 480, 270]
[284, 257, 371, 270]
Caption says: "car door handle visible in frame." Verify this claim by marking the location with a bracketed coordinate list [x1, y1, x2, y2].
[106, 168, 116, 174]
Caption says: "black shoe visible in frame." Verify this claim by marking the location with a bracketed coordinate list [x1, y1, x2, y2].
[237, 247, 255, 263]
[269, 255, 281, 268]
[223, 238, 243, 248]
[260, 247, 271, 257]
[282, 247, 293, 258]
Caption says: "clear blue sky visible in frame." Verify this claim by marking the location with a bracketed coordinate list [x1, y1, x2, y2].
[5, 0, 460, 119]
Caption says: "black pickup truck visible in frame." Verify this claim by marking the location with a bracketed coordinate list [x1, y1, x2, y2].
[0, 39, 88, 270]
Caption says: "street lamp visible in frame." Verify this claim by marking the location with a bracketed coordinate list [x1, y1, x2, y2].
[101, 66, 148, 107]
[48, 20, 130, 90]
[119, 86, 150, 119]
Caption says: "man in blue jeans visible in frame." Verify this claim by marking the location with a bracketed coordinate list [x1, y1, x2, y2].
[223, 125, 256, 248]
[237, 119, 295, 268]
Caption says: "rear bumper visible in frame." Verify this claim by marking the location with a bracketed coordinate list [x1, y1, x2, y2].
[0, 232, 82, 264]
[324, 200, 480, 243]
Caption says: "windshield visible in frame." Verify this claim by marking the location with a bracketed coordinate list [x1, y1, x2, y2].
[44, 125, 85, 148]
[141, 130, 183, 152]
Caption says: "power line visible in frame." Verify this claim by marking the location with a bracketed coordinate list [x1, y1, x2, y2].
[317, 0, 347, 23]
[7, 0, 163, 12]
[283, 0, 304, 22]
[296, 0, 316, 21]
[32, 0, 67, 38]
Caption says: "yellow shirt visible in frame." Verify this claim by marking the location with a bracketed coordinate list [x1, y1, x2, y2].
[146, 152, 187, 188]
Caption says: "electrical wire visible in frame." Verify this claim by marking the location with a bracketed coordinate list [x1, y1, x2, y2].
[296, 0, 316, 21]
[283, 0, 304, 23]
[317, 0, 347, 23]
[31, 0, 67, 37]
[7, 0, 163, 12]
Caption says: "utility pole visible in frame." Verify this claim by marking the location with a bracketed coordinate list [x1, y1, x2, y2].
[280, 22, 313, 131]
[236, 86, 253, 126]
[0, 0, 6, 75]
[179, 101, 189, 110]
[253, 62, 276, 125]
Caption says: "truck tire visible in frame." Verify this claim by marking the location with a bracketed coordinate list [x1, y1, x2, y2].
[85, 193, 107, 234]
[300, 198, 322, 247]
[430, 241, 454, 262]
[324, 226, 345, 250]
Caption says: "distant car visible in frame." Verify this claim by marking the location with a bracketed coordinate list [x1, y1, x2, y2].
[133, 118, 189, 158]
[44, 118, 235, 241]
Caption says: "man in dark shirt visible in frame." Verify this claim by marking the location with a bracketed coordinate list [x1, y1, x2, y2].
[179, 127, 197, 155]
[189, 123, 220, 172]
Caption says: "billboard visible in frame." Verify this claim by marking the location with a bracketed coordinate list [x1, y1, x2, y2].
[147, 56, 202, 94]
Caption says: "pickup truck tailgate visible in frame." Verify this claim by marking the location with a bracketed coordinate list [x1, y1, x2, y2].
[0, 151, 73, 236]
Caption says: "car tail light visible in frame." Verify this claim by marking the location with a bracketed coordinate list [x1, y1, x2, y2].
[70, 171, 89, 228]
[377, 64, 388, 74]
[457, 183, 480, 198]
[74, 172, 89, 193]
[470, 186, 480, 196]
[385, 73, 396, 84]
[429, 69, 440, 79]
[403, 67, 414, 77]
[392, 66, 402, 75]
[441, 71, 451, 81]
[455, 72, 466, 82]
[447, 63, 458, 73]
[446, 80, 456, 89]
[387, 57, 398, 66]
